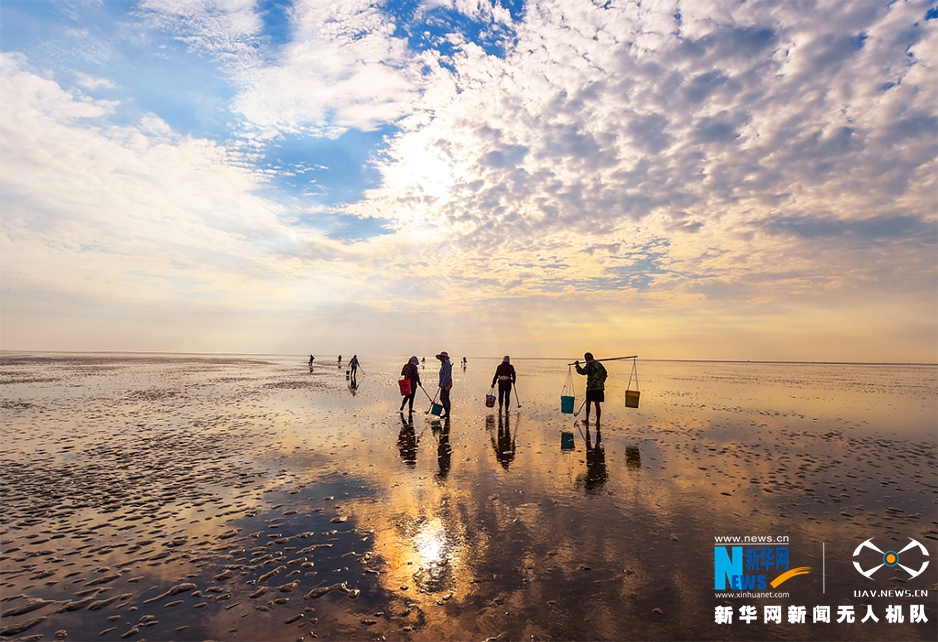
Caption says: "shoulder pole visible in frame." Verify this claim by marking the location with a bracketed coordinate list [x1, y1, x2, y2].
[567, 355, 637, 366]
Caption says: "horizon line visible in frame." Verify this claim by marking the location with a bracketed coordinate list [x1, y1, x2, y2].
[1, 349, 934, 368]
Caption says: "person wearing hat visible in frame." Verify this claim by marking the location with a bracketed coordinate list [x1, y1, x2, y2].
[399, 356, 421, 413]
[575, 352, 607, 426]
[491, 356, 516, 413]
[436, 351, 453, 420]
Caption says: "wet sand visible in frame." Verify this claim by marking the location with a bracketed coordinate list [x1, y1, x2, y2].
[1, 354, 935, 641]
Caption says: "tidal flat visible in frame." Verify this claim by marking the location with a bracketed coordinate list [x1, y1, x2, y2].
[1, 354, 935, 641]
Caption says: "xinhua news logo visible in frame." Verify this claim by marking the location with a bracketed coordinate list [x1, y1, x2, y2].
[714, 538, 810, 592]
[853, 538, 930, 580]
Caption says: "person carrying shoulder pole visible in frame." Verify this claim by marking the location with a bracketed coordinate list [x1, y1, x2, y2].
[436, 351, 453, 420]
[491, 356, 516, 413]
[575, 352, 607, 426]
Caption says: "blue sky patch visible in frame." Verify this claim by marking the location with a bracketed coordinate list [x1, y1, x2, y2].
[298, 213, 393, 241]
[389, 0, 520, 61]
[260, 127, 392, 207]
[257, 0, 294, 48]
[1, 0, 237, 140]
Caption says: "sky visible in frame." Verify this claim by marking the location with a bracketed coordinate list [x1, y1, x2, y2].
[1, 0, 936, 362]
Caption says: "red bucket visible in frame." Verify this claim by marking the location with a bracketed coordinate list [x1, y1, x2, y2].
[398, 378, 412, 396]
[485, 394, 496, 408]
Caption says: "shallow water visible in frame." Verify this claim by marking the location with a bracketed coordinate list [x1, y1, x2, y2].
[1, 354, 935, 641]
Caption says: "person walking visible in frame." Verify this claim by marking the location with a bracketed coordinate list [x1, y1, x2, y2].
[350, 355, 360, 376]
[436, 351, 453, 420]
[400, 356, 421, 413]
[575, 352, 607, 426]
[491, 356, 516, 413]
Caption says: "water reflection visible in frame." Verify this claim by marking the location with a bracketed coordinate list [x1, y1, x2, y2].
[489, 412, 517, 470]
[625, 445, 642, 470]
[577, 425, 607, 493]
[411, 517, 456, 593]
[397, 412, 417, 465]
[1, 355, 934, 642]
[434, 422, 452, 480]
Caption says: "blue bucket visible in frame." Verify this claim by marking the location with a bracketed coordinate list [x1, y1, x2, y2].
[560, 395, 575, 414]
[431, 402, 443, 416]
[561, 432, 575, 450]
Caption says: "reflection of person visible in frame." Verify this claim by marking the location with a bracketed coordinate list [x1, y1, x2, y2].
[436, 351, 452, 420]
[435, 422, 452, 480]
[575, 353, 607, 426]
[350, 355, 360, 375]
[400, 356, 421, 413]
[491, 356, 516, 413]
[492, 413, 516, 470]
[397, 413, 417, 466]
[581, 426, 607, 493]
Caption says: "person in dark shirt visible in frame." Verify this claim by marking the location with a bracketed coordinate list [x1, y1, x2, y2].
[575, 352, 607, 426]
[491, 356, 517, 413]
[399, 356, 421, 413]
[436, 351, 453, 420]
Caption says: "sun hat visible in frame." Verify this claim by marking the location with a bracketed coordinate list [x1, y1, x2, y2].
[503, 356, 510, 362]
[436, 351, 449, 360]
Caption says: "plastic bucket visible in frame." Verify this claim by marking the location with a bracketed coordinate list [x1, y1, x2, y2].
[560, 395, 575, 414]
[625, 390, 641, 408]
[485, 394, 496, 408]
[560, 432, 575, 450]
[430, 403, 443, 416]
[398, 378, 412, 396]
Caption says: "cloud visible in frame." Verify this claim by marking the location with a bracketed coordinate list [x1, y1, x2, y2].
[1, 0, 935, 360]
[0, 53, 369, 320]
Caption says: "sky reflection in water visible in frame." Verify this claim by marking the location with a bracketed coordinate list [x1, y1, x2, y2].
[0, 355, 935, 641]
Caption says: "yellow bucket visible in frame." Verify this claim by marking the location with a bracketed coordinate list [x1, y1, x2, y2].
[625, 390, 640, 408]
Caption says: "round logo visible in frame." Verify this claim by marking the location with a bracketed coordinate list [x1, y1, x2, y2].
[853, 538, 930, 580]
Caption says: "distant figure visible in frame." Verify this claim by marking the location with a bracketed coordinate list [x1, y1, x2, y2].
[400, 356, 421, 413]
[421, 357, 425, 363]
[462, 357, 467, 366]
[309, 355, 314, 365]
[350, 355, 360, 376]
[337, 355, 342, 365]
[491, 356, 516, 413]
[575, 352, 607, 426]
[436, 351, 452, 420]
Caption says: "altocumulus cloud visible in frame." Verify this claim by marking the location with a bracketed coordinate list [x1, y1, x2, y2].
[0, 0, 935, 360]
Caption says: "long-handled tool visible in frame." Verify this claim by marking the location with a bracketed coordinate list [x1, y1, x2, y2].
[418, 383, 434, 403]
[425, 387, 440, 415]
[573, 398, 587, 417]
[514, 384, 521, 409]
